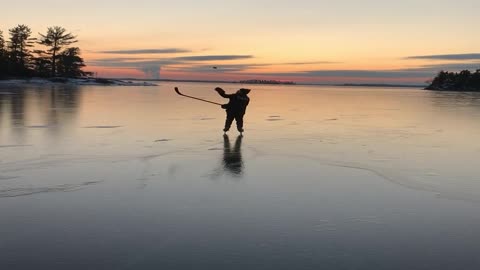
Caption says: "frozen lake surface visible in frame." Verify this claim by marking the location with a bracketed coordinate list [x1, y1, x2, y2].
[1, 82, 480, 269]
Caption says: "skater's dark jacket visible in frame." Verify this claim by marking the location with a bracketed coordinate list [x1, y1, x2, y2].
[215, 88, 250, 114]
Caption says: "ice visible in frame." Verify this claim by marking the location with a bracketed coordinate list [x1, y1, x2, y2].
[1, 82, 480, 269]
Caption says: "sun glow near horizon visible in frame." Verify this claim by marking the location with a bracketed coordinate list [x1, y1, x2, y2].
[4, 0, 479, 83]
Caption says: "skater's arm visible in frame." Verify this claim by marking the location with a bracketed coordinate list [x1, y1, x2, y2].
[215, 87, 233, 98]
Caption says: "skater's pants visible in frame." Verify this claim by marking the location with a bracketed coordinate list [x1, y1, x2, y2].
[224, 112, 244, 131]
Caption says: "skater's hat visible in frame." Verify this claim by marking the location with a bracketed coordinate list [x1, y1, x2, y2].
[237, 88, 251, 95]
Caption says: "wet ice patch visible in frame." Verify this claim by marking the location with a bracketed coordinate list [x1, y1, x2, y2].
[0, 175, 20, 180]
[154, 139, 171, 142]
[313, 220, 338, 232]
[26, 125, 54, 129]
[83, 126, 123, 129]
[0, 144, 33, 148]
[0, 180, 103, 198]
[266, 115, 284, 121]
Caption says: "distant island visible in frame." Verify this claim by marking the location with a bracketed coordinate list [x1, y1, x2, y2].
[238, 79, 296, 85]
[341, 83, 426, 88]
[425, 70, 480, 91]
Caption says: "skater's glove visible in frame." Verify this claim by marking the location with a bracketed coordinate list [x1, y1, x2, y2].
[215, 87, 225, 93]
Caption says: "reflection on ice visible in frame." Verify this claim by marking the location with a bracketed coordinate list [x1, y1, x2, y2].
[222, 134, 244, 177]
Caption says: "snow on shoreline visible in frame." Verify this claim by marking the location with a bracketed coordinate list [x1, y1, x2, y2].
[0, 78, 158, 87]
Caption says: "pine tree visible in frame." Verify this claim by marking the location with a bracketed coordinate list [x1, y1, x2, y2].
[0, 30, 5, 56]
[0, 30, 7, 77]
[8, 24, 35, 76]
[57, 47, 86, 77]
[32, 49, 52, 77]
[38, 26, 77, 77]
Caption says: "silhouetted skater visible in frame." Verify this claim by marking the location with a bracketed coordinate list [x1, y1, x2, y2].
[215, 87, 250, 134]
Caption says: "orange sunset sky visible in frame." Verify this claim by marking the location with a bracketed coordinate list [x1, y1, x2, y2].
[2, 0, 479, 84]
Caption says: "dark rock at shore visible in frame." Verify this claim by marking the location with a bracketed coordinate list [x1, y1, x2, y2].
[425, 85, 480, 91]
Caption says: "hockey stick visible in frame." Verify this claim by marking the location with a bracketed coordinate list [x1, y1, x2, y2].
[174, 87, 223, 106]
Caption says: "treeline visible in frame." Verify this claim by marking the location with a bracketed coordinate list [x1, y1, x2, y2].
[426, 70, 480, 91]
[0, 24, 90, 79]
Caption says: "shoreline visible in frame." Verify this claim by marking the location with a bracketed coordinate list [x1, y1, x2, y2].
[0, 77, 158, 87]
[0, 77, 430, 89]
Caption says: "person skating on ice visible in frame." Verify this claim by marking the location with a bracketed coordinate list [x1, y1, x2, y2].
[214, 87, 250, 134]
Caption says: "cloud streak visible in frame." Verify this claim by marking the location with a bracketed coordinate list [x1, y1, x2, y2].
[280, 61, 340, 65]
[99, 48, 191, 54]
[259, 70, 432, 79]
[171, 55, 253, 61]
[406, 53, 480, 60]
[88, 54, 255, 76]
[166, 64, 259, 73]
[88, 51, 480, 82]
[88, 59, 180, 67]
[89, 58, 336, 71]
[250, 62, 480, 80]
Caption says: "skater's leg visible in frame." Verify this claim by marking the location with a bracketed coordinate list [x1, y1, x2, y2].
[235, 114, 244, 132]
[224, 113, 235, 132]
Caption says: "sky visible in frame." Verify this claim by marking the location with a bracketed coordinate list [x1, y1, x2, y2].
[2, 0, 479, 84]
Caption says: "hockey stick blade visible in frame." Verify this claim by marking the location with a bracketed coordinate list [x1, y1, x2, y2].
[174, 87, 182, 95]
